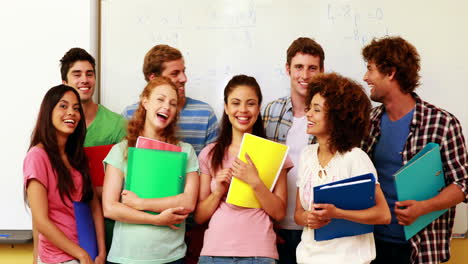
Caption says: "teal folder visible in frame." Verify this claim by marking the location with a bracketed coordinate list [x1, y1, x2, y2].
[394, 143, 447, 240]
[126, 147, 187, 214]
[313, 173, 376, 241]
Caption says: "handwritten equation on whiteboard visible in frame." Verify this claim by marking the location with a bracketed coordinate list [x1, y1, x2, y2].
[326, 2, 389, 45]
[136, 0, 257, 48]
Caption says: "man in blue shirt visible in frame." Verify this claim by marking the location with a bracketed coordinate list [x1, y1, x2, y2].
[361, 36, 468, 264]
[122, 44, 219, 155]
[121, 44, 218, 264]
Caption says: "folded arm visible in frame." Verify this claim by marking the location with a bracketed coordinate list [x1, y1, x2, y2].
[102, 164, 189, 229]
[294, 188, 330, 229]
[121, 171, 199, 213]
[395, 183, 465, 225]
[313, 184, 391, 225]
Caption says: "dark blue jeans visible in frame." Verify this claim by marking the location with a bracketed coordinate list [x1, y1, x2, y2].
[110, 258, 183, 264]
[199, 256, 276, 264]
[277, 229, 302, 264]
[371, 238, 412, 264]
[167, 258, 185, 264]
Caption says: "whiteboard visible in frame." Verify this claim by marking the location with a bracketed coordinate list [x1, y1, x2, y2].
[101, 0, 468, 234]
[0, 0, 96, 230]
[101, 0, 467, 134]
[2, 0, 465, 234]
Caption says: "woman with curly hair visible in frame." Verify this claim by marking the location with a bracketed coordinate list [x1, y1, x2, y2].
[294, 73, 391, 264]
[102, 77, 199, 264]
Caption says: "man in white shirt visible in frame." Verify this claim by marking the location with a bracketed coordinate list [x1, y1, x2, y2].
[262, 37, 325, 264]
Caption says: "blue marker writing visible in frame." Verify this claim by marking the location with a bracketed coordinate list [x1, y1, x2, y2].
[0, 234, 11, 238]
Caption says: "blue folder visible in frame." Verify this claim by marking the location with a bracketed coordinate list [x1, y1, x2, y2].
[73, 202, 98, 260]
[313, 173, 376, 241]
[393, 143, 447, 240]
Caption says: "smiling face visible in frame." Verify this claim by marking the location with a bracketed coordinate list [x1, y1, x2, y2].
[63, 60, 96, 103]
[149, 58, 187, 100]
[224, 85, 260, 134]
[287, 52, 323, 99]
[363, 61, 392, 103]
[306, 93, 329, 139]
[142, 84, 178, 134]
[52, 90, 81, 139]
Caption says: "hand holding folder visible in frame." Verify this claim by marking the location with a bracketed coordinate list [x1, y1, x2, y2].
[125, 147, 187, 214]
[313, 173, 376, 241]
[393, 143, 447, 240]
[226, 133, 289, 208]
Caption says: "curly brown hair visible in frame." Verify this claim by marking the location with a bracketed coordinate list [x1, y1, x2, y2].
[306, 73, 371, 153]
[287, 37, 325, 70]
[362, 36, 420, 93]
[126, 77, 180, 150]
[143, 44, 183, 81]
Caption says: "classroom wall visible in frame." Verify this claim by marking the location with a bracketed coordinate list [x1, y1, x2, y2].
[100, 0, 468, 135]
[0, 0, 97, 260]
[2, 0, 467, 262]
[0, 0, 97, 232]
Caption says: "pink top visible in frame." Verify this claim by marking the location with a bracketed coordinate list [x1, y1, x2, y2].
[23, 147, 83, 263]
[199, 143, 293, 259]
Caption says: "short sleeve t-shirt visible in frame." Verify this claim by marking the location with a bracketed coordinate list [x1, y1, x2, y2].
[103, 140, 199, 264]
[84, 104, 126, 147]
[281, 115, 309, 230]
[198, 143, 293, 259]
[23, 147, 84, 264]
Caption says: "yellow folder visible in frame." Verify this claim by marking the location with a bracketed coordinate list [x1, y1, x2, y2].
[226, 133, 289, 208]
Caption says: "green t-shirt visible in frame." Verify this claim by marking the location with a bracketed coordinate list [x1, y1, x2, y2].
[84, 104, 126, 147]
[103, 140, 199, 264]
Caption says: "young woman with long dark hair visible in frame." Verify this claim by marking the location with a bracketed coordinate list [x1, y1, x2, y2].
[24, 85, 106, 264]
[195, 75, 292, 264]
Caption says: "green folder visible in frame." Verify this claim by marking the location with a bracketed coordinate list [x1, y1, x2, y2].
[393, 143, 447, 240]
[126, 147, 187, 214]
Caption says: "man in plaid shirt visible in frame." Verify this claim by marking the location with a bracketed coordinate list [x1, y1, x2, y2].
[262, 37, 324, 264]
[361, 36, 468, 263]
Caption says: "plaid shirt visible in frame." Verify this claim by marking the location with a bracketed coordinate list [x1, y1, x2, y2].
[262, 96, 314, 144]
[361, 93, 468, 264]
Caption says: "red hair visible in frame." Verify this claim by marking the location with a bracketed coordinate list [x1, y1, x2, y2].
[126, 77, 180, 151]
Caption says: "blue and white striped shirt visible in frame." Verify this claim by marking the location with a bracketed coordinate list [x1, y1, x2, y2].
[122, 97, 219, 155]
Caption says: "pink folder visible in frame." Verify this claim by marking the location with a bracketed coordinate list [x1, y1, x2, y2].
[136, 136, 181, 152]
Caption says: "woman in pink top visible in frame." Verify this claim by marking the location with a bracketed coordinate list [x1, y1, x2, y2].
[195, 75, 291, 264]
[24, 85, 106, 264]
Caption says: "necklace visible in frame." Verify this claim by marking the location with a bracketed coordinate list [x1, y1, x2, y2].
[317, 146, 335, 179]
